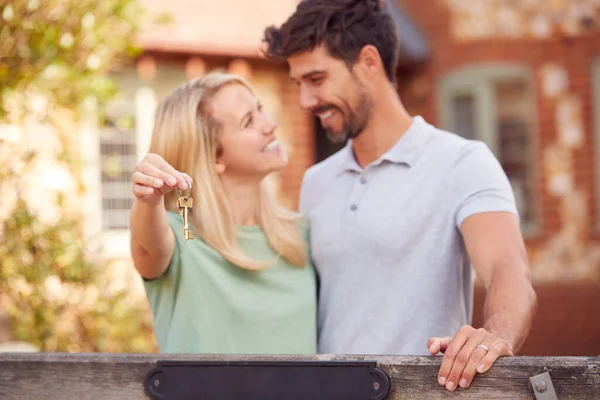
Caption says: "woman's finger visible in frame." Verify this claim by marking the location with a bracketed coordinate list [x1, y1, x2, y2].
[132, 171, 164, 189]
[132, 183, 155, 197]
[134, 162, 178, 190]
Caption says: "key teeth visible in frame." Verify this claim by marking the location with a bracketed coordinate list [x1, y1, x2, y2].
[184, 231, 194, 240]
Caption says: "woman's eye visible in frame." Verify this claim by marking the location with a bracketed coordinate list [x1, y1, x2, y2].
[245, 116, 253, 128]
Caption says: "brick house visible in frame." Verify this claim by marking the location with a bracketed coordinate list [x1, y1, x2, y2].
[92, 0, 600, 354]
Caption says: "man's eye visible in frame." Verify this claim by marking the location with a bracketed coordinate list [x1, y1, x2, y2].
[310, 77, 322, 84]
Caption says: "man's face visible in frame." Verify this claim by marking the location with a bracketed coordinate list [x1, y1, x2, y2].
[288, 44, 372, 143]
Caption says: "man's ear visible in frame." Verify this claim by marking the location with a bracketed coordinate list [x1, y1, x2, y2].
[356, 45, 384, 78]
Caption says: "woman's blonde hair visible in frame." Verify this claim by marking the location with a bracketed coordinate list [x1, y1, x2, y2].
[149, 71, 307, 270]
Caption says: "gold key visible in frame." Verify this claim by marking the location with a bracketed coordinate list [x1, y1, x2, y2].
[177, 181, 194, 240]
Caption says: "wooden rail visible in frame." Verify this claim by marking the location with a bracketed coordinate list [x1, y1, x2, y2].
[0, 353, 598, 399]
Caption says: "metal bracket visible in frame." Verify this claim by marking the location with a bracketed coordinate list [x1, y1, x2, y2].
[145, 360, 390, 400]
[529, 371, 558, 400]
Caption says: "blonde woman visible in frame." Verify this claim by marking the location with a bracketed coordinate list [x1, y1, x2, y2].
[129, 72, 316, 354]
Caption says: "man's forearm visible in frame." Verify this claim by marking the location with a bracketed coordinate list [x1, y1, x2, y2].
[482, 268, 537, 353]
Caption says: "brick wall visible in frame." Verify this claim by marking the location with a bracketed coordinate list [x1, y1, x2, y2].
[279, 79, 315, 210]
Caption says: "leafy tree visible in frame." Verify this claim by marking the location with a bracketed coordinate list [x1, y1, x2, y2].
[0, 0, 157, 352]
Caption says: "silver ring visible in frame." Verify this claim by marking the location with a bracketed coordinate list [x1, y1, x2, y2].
[476, 344, 489, 352]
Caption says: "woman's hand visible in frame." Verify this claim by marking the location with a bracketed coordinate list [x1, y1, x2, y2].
[132, 153, 192, 205]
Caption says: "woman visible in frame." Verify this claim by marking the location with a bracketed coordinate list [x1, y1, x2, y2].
[129, 72, 316, 354]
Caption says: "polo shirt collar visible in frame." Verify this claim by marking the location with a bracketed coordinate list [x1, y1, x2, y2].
[336, 116, 432, 175]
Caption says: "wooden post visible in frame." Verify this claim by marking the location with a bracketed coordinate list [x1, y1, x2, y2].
[0, 353, 598, 399]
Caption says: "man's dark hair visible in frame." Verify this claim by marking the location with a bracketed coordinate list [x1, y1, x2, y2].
[263, 0, 400, 84]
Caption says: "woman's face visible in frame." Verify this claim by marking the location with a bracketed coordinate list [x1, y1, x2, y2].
[210, 82, 287, 180]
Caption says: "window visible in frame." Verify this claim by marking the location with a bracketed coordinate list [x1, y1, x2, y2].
[439, 65, 538, 234]
[99, 104, 137, 231]
[81, 85, 156, 259]
[451, 94, 476, 140]
[593, 58, 600, 232]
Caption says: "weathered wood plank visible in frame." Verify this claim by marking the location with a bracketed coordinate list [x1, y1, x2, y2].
[0, 353, 598, 399]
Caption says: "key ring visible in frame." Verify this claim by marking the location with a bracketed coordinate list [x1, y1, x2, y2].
[177, 177, 193, 198]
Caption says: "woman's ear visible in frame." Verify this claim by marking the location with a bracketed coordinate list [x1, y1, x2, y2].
[215, 160, 226, 174]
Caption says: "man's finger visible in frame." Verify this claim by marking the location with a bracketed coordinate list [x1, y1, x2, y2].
[427, 338, 438, 355]
[437, 337, 452, 353]
[458, 336, 494, 389]
[444, 328, 487, 391]
[428, 337, 451, 355]
[437, 326, 473, 389]
[477, 340, 513, 374]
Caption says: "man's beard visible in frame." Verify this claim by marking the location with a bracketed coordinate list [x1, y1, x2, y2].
[324, 85, 372, 144]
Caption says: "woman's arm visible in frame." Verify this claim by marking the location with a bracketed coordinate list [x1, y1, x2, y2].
[129, 153, 191, 279]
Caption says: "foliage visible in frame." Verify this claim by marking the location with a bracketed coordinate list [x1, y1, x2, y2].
[0, 0, 158, 352]
[0, 0, 141, 120]
[0, 196, 156, 352]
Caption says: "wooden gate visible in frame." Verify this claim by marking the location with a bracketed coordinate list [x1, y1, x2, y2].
[1, 353, 599, 399]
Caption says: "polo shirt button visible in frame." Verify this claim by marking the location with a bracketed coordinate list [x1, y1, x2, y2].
[359, 176, 366, 184]
[350, 204, 357, 211]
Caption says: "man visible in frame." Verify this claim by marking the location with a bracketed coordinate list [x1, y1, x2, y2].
[262, 0, 537, 392]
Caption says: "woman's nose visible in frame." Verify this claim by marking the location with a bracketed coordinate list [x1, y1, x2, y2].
[262, 114, 277, 135]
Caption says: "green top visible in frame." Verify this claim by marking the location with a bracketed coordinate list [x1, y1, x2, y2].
[143, 211, 317, 354]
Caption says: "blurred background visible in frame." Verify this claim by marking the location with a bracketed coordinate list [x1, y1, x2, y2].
[0, 0, 599, 355]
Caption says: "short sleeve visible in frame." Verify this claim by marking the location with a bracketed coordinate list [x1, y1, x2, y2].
[452, 141, 519, 229]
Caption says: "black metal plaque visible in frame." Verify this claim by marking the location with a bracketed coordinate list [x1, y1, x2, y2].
[145, 360, 390, 400]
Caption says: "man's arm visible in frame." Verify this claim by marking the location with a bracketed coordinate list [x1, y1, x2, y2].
[427, 141, 536, 392]
[429, 211, 537, 392]
[464, 212, 536, 351]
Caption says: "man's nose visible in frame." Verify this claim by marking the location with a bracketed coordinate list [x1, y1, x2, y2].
[299, 86, 319, 111]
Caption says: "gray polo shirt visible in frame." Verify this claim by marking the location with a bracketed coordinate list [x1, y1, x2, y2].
[299, 116, 518, 355]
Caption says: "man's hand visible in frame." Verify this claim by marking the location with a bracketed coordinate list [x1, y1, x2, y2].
[428, 325, 514, 392]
